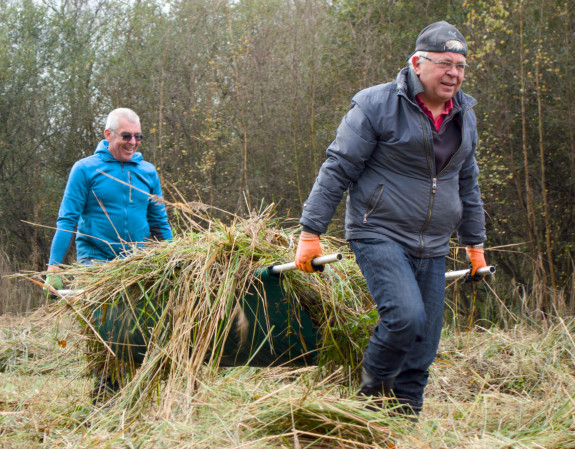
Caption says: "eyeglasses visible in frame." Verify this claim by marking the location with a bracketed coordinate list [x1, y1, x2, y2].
[419, 55, 468, 73]
[111, 130, 144, 142]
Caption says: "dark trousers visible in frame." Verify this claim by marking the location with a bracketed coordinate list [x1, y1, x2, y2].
[350, 238, 446, 412]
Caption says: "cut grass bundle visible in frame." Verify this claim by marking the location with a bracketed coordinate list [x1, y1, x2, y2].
[29, 206, 376, 415]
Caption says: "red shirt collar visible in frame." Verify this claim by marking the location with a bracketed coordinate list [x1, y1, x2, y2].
[416, 96, 454, 131]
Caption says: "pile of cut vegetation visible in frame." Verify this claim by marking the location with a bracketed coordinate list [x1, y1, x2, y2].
[41, 206, 376, 414]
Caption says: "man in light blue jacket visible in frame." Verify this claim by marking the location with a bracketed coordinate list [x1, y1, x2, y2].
[295, 22, 488, 417]
[46, 108, 172, 279]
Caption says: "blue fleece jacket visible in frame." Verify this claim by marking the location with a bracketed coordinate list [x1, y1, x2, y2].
[48, 140, 173, 265]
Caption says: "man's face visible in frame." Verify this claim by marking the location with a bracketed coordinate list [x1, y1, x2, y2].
[104, 117, 141, 162]
[413, 51, 466, 107]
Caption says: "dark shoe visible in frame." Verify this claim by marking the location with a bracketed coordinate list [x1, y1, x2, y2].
[91, 376, 120, 404]
[358, 368, 396, 410]
[388, 401, 421, 422]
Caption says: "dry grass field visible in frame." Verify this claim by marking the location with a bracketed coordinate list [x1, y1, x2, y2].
[2, 308, 574, 449]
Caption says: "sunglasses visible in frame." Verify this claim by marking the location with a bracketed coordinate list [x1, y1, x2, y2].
[111, 130, 144, 142]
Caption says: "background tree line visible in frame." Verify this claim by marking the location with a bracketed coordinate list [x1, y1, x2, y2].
[1, 0, 573, 319]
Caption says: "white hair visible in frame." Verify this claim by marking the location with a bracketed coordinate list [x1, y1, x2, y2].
[105, 108, 140, 131]
[408, 51, 428, 70]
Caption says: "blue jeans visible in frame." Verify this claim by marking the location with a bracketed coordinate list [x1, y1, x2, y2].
[349, 238, 445, 411]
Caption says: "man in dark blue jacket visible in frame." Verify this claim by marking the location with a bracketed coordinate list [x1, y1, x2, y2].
[45, 108, 172, 283]
[295, 21, 488, 416]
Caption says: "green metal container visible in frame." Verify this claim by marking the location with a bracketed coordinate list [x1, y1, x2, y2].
[91, 268, 319, 367]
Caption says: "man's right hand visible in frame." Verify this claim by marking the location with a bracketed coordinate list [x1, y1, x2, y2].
[295, 231, 323, 273]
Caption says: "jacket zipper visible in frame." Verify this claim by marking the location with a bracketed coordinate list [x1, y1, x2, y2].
[418, 177, 437, 253]
[418, 114, 436, 255]
[122, 164, 128, 243]
[363, 185, 385, 223]
[397, 80, 477, 255]
[417, 105, 472, 254]
[128, 171, 133, 202]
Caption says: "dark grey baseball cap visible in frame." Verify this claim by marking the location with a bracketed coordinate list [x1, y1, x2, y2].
[410, 21, 467, 58]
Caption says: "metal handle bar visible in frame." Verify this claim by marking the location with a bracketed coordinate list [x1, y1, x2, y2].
[55, 254, 344, 296]
[445, 265, 496, 280]
[268, 253, 343, 274]
[55, 258, 493, 296]
[55, 289, 83, 296]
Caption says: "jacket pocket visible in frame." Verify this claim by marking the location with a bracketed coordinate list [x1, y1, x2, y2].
[363, 184, 385, 224]
[431, 187, 463, 235]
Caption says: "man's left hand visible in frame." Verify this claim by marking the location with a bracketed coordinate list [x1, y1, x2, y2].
[465, 246, 487, 282]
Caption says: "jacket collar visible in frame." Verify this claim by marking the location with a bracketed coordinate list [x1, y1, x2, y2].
[395, 67, 422, 101]
[407, 67, 425, 99]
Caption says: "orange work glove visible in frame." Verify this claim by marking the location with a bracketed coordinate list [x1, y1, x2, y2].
[465, 246, 487, 279]
[295, 231, 323, 273]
